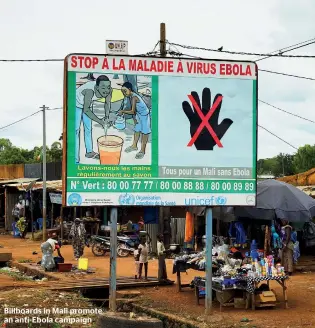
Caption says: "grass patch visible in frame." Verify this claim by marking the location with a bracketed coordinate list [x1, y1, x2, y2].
[0, 268, 32, 281]
[17, 259, 33, 263]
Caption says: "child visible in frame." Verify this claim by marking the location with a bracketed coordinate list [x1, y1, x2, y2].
[134, 243, 140, 279]
[138, 239, 149, 280]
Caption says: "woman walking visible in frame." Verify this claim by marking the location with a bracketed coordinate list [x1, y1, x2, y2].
[69, 218, 88, 260]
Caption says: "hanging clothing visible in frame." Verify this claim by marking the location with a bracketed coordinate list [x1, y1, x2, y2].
[184, 211, 194, 248]
[293, 241, 300, 264]
[228, 222, 247, 244]
[271, 225, 282, 249]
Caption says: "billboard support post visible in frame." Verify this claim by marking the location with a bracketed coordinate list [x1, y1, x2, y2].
[40, 104, 48, 241]
[205, 207, 213, 315]
[160, 23, 166, 57]
[109, 207, 118, 312]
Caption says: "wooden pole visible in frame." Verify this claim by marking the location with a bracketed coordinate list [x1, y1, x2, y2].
[109, 207, 118, 312]
[51, 203, 54, 228]
[205, 208, 213, 316]
[160, 23, 167, 57]
[60, 206, 64, 240]
[4, 187, 7, 231]
[31, 191, 34, 240]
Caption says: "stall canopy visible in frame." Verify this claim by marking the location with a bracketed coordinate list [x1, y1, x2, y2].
[234, 179, 315, 222]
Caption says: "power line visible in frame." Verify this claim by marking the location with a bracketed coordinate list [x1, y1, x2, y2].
[168, 41, 315, 58]
[0, 58, 63, 62]
[259, 100, 315, 123]
[259, 69, 315, 81]
[46, 107, 62, 111]
[258, 125, 298, 150]
[166, 50, 315, 81]
[0, 51, 160, 63]
[0, 106, 62, 130]
[0, 110, 42, 131]
[255, 37, 315, 62]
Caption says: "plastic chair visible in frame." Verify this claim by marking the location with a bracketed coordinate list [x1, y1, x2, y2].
[37, 218, 43, 230]
[12, 222, 20, 238]
[37, 218, 51, 230]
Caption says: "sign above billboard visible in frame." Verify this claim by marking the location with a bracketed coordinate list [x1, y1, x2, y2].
[63, 54, 257, 207]
[106, 40, 128, 55]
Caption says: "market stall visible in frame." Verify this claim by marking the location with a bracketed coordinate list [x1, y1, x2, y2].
[173, 235, 289, 311]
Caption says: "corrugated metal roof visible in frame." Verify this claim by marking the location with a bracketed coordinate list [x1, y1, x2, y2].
[12, 180, 62, 191]
[0, 178, 39, 185]
[296, 185, 315, 197]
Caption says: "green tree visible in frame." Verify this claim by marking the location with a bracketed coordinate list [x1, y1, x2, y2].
[49, 142, 62, 162]
[0, 139, 63, 164]
[257, 157, 278, 175]
[293, 144, 315, 173]
[273, 153, 296, 177]
[0, 138, 27, 164]
[257, 153, 296, 177]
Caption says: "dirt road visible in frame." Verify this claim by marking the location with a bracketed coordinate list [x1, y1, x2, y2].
[1, 235, 315, 327]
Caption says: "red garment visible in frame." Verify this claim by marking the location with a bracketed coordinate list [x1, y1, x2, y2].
[184, 212, 194, 243]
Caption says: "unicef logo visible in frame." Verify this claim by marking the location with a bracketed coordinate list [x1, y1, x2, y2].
[215, 196, 227, 205]
[118, 193, 135, 205]
[68, 193, 82, 206]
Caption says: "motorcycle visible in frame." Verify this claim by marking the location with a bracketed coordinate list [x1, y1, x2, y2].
[102, 235, 136, 257]
[117, 243, 135, 257]
[91, 235, 110, 257]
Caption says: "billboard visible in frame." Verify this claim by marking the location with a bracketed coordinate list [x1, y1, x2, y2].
[63, 54, 257, 207]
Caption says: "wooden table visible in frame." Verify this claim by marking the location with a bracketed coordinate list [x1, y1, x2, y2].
[174, 263, 217, 292]
[246, 276, 289, 310]
[194, 276, 289, 311]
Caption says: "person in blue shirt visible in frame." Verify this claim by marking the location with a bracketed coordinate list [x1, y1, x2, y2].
[118, 82, 151, 159]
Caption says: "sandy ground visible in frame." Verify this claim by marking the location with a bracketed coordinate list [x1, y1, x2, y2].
[1, 235, 315, 328]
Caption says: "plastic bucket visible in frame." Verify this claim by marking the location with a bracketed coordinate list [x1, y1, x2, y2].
[78, 258, 88, 270]
[97, 135, 124, 165]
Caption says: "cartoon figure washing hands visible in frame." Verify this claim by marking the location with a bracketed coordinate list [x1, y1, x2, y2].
[118, 82, 151, 159]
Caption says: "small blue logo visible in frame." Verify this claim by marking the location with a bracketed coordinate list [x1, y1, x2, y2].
[118, 193, 135, 205]
[215, 196, 227, 205]
[68, 193, 82, 206]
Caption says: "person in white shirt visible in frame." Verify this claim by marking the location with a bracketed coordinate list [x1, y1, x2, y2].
[75, 75, 112, 163]
[133, 243, 140, 279]
[138, 240, 149, 280]
[157, 234, 168, 281]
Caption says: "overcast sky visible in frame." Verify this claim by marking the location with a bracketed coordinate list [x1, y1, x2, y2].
[0, 0, 314, 160]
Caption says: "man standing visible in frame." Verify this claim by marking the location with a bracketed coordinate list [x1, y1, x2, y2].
[76, 75, 112, 163]
[157, 234, 168, 282]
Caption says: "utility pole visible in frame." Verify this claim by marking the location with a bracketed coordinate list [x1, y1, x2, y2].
[109, 207, 118, 311]
[158, 23, 170, 246]
[160, 23, 167, 57]
[40, 105, 48, 241]
[282, 154, 285, 177]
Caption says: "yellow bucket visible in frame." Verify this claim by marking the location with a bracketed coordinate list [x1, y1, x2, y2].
[78, 258, 88, 270]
